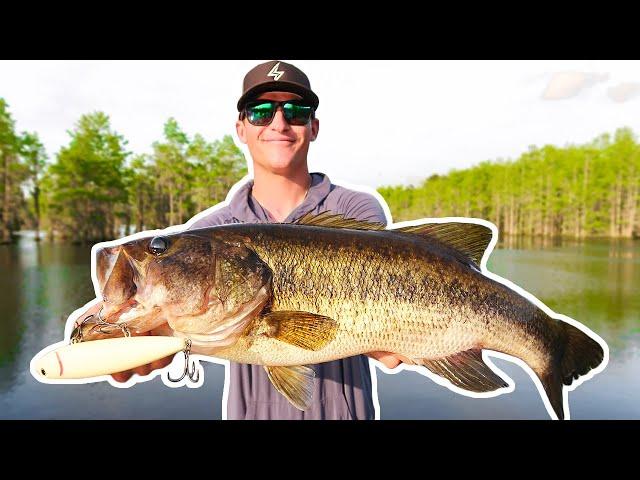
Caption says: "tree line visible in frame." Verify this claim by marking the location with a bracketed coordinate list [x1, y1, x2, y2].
[379, 127, 640, 239]
[1, 97, 638, 243]
[0, 99, 247, 243]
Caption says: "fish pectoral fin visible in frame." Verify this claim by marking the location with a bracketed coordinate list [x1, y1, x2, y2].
[417, 349, 509, 393]
[262, 311, 338, 351]
[264, 365, 316, 411]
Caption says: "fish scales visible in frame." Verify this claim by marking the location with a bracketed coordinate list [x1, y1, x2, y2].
[209, 224, 552, 369]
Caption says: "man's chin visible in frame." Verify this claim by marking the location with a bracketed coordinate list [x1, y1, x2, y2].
[260, 158, 299, 174]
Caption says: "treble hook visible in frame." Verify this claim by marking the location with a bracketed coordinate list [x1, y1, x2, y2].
[95, 305, 131, 337]
[70, 313, 95, 344]
[70, 306, 130, 344]
[168, 339, 199, 383]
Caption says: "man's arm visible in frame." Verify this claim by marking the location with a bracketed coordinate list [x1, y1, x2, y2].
[339, 190, 388, 225]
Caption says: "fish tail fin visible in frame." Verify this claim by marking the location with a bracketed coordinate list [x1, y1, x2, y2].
[539, 370, 565, 420]
[537, 314, 605, 420]
[557, 321, 605, 386]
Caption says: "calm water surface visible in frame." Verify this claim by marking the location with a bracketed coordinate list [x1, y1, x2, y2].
[1, 232, 638, 419]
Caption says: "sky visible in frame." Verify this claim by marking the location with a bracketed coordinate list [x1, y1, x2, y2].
[0, 60, 638, 188]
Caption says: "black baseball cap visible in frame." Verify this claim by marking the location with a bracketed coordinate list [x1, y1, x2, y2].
[237, 60, 320, 112]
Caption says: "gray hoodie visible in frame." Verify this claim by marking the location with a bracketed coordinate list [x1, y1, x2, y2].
[187, 172, 388, 419]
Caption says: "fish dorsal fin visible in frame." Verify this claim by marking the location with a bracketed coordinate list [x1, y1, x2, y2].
[264, 365, 316, 411]
[416, 349, 508, 393]
[295, 211, 386, 231]
[391, 222, 493, 268]
[295, 212, 493, 268]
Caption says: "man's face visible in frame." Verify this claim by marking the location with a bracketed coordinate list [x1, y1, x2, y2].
[236, 91, 319, 175]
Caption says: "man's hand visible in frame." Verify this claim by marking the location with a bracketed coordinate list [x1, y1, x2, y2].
[366, 351, 410, 369]
[109, 328, 175, 382]
[75, 301, 174, 383]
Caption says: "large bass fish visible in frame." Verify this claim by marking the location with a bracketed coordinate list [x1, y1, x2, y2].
[70, 212, 606, 420]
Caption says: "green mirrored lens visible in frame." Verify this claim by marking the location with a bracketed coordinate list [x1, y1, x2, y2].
[283, 103, 313, 124]
[247, 102, 275, 124]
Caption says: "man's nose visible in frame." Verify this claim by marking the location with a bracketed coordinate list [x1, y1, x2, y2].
[269, 107, 290, 131]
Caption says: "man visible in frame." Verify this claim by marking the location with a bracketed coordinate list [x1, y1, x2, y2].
[83, 61, 404, 419]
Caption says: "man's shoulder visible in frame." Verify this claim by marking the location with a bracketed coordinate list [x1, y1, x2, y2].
[185, 205, 236, 230]
[325, 181, 389, 225]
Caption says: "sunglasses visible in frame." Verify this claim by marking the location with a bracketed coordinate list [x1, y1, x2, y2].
[241, 100, 315, 126]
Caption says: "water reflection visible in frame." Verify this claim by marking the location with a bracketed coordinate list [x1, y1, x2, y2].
[491, 236, 639, 353]
[0, 232, 638, 419]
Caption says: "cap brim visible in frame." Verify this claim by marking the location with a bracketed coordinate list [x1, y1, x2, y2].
[237, 81, 319, 111]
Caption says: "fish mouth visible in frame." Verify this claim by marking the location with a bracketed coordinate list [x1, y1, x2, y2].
[96, 245, 123, 292]
[95, 244, 143, 322]
[103, 297, 140, 323]
[96, 243, 144, 293]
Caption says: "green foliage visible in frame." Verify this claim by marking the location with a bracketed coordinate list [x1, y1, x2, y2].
[35, 113, 248, 241]
[44, 112, 130, 242]
[188, 134, 247, 216]
[3, 95, 637, 242]
[0, 99, 18, 150]
[379, 128, 640, 239]
[143, 120, 247, 230]
[0, 99, 26, 242]
[20, 132, 48, 186]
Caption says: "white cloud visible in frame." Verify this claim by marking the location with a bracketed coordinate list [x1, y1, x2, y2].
[542, 71, 609, 100]
[607, 82, 640, 103]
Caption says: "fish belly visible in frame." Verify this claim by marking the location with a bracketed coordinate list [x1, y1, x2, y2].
[210, 304, 486, 367]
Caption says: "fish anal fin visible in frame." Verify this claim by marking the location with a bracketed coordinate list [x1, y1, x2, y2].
[264, 365, 316, 411]
[417, 349, 508, 393]
[262, 311, 338, 351]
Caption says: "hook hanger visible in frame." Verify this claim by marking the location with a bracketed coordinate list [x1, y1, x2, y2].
[168, 339, 199, 383]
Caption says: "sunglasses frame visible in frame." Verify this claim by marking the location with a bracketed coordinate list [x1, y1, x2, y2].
[239, 99, 315, 126]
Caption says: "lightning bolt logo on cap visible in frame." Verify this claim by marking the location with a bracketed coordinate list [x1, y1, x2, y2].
[267, 62, 284, 81]
[237, 60, 318, 112]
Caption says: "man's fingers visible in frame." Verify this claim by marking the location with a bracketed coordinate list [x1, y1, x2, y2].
[366, 351, 408, 369]
[134, 365, 151, 376]
[380, 356, 401, 369]
[111, 355, 174, 383]
[150, 355, 175, 370]
[111, 371, 133, 383]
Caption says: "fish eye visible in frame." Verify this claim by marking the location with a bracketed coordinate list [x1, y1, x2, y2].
[149, 236, 169, 255]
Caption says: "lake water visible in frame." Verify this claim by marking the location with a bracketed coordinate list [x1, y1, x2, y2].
[1, 232, 638, 419]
